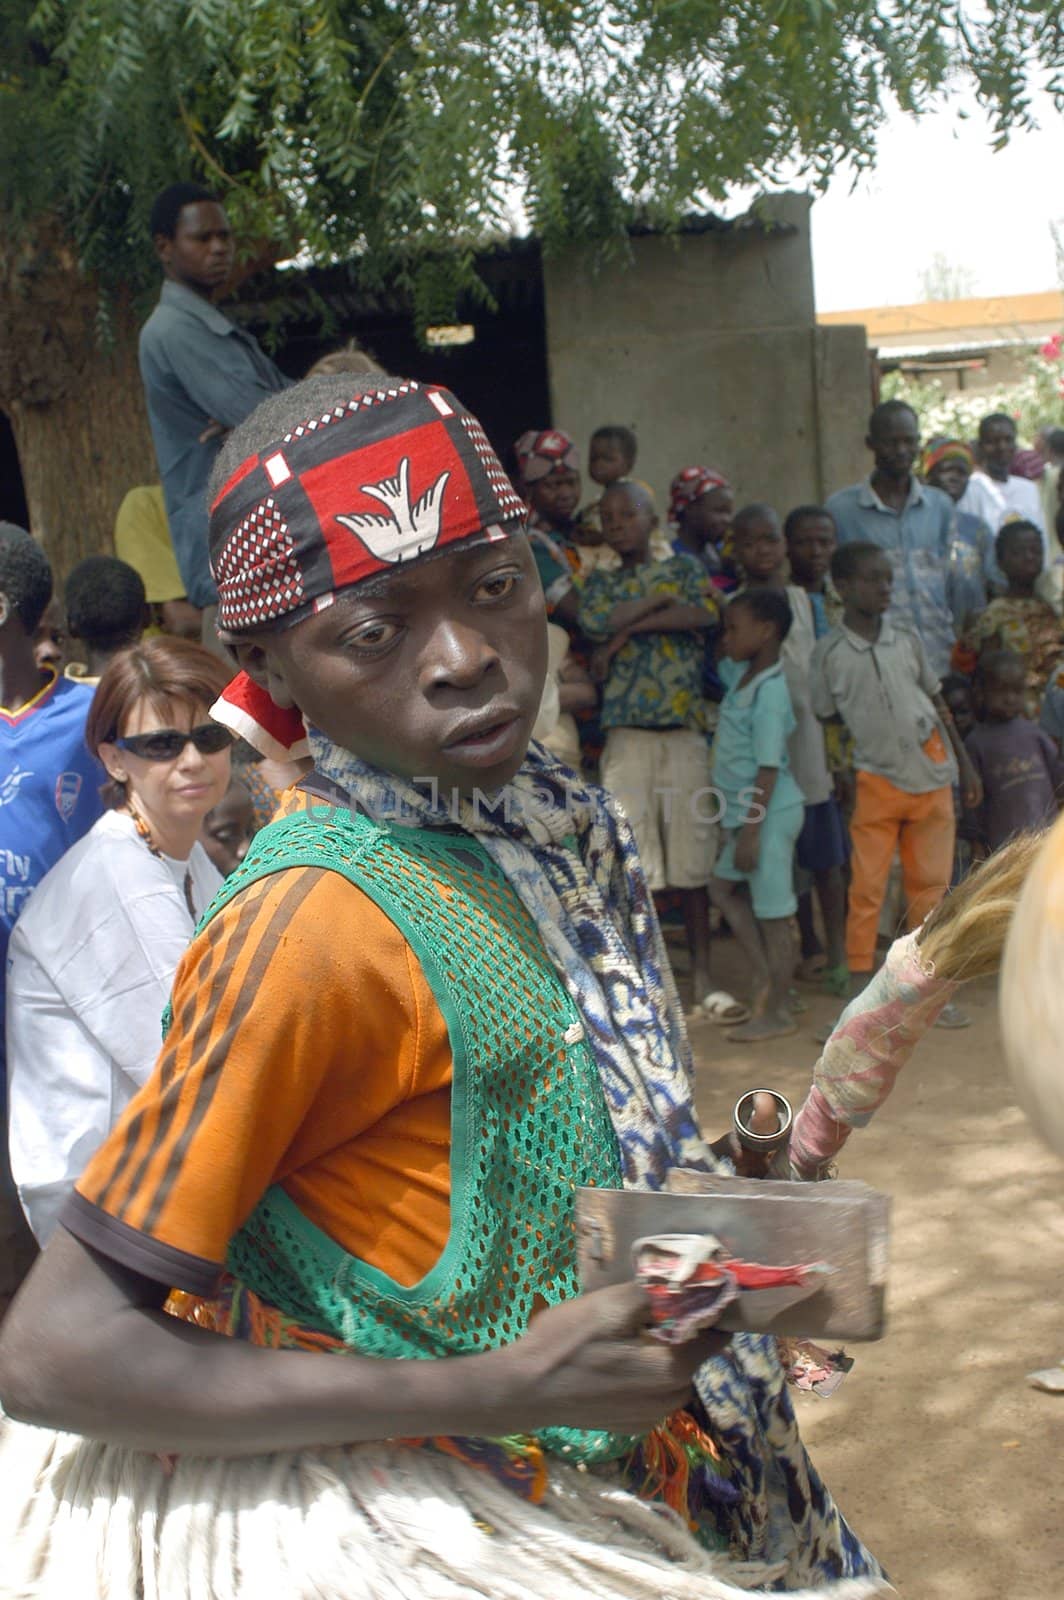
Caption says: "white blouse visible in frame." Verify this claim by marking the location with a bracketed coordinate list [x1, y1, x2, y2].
[6, 809, 221, 1243]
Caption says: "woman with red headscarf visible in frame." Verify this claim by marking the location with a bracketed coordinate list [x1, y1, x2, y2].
[668, 467, 737, 593]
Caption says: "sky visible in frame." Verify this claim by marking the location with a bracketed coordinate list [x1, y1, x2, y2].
[806, 87, 1064, 313]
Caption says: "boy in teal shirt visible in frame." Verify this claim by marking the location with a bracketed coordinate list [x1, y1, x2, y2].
[710, 588, 805, 1043]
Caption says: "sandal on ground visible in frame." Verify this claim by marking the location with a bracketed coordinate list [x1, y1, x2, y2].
[698, 990, 752, 1025]
[1027, 1363, 1064, 1393]
[796, 953, 827, 983]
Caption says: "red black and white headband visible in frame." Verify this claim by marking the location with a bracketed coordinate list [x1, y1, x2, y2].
[208, 380, 527, 634]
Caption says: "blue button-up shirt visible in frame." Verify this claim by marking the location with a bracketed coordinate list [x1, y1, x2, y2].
[826, 475, 957, 678]
[139, 281, 291, 606]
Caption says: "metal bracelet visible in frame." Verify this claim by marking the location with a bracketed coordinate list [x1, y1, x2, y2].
[733, 1088, 793, 1153]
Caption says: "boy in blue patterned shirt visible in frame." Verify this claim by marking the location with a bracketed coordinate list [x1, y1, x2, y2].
[579, 481, 721, 1006]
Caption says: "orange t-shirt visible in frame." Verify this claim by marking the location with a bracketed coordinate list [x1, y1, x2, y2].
[68, 866, 455, 1294]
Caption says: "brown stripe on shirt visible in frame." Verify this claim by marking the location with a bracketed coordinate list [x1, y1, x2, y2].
[136, 869, 325, 1237]
[90, 898, 237, 1217]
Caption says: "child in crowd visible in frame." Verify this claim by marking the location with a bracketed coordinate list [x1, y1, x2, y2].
[64, 555, 149, 683]
[199, 770, 257, 876]
[961, 650, 1063, 856]
[940, 672, 978, 881]
[783, 505, 843, 637]
[732, 506, 849, 993]
[576, 424, 671, 570]
[940, 672, 977, 741]
[0, 375, 884, 1599]
[237, 747, 284, 829]
[730, 501, 781, 587]
[668, 466, 736, 591]
[953, 520, 1064, 716]
[811, 543, 980, 1024]
[0, 524, 104, 1314]
[31, 596, 66, 672]
[580, 480, 722, 1010]
[589, 423, 637, 492]
[709, 588, 806, 1042]
[114, 484, 202, 641]
[785, 504, 856, 828]
[577, 424, 637, 547]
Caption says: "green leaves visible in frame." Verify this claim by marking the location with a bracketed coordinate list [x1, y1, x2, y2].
[2, 0, 1059, 327]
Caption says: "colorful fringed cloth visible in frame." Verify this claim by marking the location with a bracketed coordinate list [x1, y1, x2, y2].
[168, 1281, 734, 1548]
[263, 736, 882, 1584]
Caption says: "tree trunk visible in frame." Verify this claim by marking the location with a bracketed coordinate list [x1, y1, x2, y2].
[0, 223, 157, 579]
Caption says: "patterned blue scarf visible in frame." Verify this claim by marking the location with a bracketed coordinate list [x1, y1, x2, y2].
[310, 729, 709, 1189]
[307, 727, 884, 1591]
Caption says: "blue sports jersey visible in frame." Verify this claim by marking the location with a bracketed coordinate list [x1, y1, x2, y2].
[0, 672, 104, 1083]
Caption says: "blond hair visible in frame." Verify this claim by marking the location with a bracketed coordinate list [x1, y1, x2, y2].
[1000, 815, 1064, 1158]
[917, 831, 1044, 982]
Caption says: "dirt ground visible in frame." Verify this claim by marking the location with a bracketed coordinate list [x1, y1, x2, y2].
[685, 944, 1064, 1600]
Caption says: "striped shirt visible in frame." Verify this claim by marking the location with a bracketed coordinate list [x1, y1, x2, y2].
[65, 866, 455, 1295]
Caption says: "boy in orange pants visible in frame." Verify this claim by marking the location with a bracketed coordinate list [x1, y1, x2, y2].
[811, 543, 981, 1018]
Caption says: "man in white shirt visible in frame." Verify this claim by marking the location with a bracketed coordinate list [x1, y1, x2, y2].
[1037, 426, 1064, 536]
[959, 412, 1046, 543]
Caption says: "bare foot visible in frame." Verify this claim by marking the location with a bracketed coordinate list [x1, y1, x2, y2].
[725, 1013, 798, 1044]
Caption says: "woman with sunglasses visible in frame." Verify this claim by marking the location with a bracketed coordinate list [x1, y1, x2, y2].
[6, 637, 233, 1244]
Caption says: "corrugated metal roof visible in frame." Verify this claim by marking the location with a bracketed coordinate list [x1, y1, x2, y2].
[878, 335, 1044, 361]
[236, 207, 795, 323]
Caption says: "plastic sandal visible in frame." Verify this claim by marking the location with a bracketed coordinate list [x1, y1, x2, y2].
[698, 990, 752, 1026]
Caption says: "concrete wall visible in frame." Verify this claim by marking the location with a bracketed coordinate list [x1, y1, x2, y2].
[543, 192, 870, 519]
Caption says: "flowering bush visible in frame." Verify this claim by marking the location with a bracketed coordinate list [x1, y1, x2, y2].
[881, 333, 1064, 445]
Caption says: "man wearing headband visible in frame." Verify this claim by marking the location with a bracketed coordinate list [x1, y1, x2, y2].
[0, 376, 884, 1600]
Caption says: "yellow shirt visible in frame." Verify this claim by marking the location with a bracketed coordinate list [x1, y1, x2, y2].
[113, 486, 185, 603]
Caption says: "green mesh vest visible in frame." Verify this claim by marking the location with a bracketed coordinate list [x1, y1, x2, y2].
[192, 801, 630, 1461]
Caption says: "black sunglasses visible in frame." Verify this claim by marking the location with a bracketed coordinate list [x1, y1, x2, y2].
[114, 723, 234, 762]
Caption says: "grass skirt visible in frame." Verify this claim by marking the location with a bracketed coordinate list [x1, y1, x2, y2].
[0, 1415, 890, 1600]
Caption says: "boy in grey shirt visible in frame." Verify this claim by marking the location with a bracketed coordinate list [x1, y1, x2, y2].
[811, 542, 980, 994]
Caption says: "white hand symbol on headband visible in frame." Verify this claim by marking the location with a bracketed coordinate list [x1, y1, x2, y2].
[336, 457, 451, 564]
